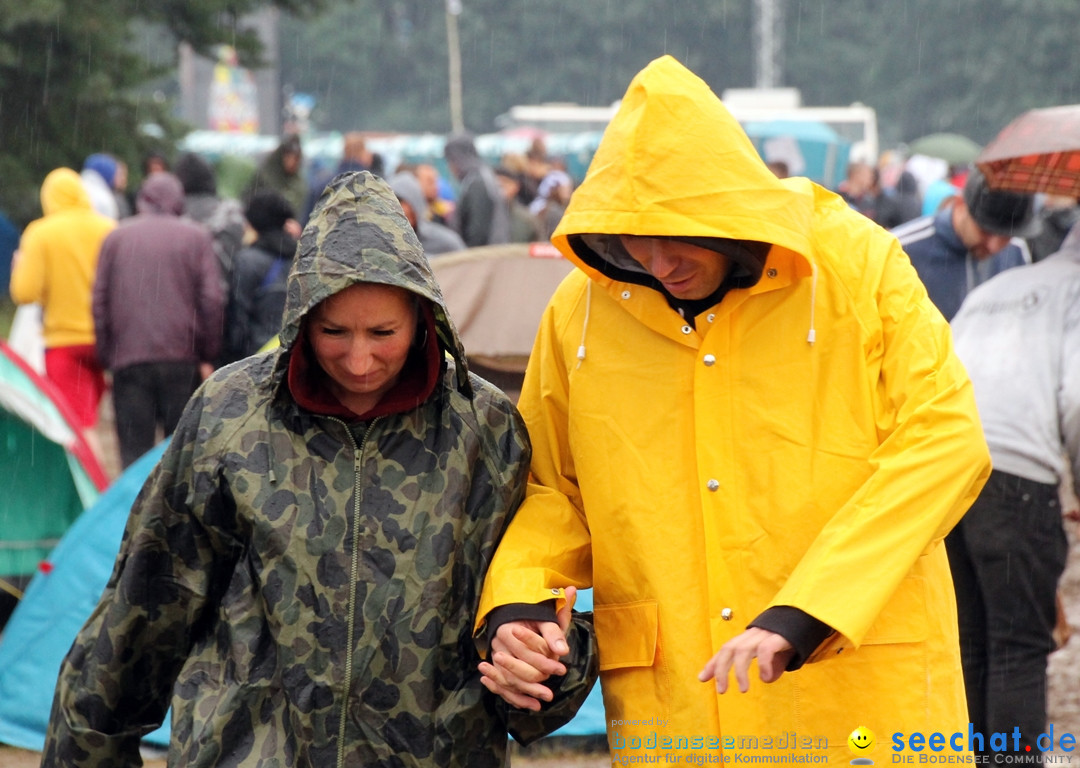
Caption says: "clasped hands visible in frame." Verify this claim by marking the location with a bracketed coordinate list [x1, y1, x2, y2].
[478, 586, 578, 711]
[478, 589, 795, 710]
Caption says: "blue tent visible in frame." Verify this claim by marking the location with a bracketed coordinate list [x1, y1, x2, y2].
[0, 443, 170, 750]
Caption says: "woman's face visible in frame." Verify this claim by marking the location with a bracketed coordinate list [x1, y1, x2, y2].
[308, 283, 418, 413]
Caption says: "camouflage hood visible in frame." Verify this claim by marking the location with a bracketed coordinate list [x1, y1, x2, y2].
[42, 171, 600, 768]
[281, 171, 471, 390]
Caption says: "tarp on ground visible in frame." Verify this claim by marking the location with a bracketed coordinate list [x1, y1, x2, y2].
[0, 442, 170, 751]
[0, 340, 107, 583]
[431, 242, 605, 737]
[430, 242, 575, 373]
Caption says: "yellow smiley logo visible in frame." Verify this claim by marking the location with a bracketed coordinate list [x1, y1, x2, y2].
[848, 726, 876, 756]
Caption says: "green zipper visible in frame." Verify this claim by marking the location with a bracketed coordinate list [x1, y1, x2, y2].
[335, 416, 378, 768]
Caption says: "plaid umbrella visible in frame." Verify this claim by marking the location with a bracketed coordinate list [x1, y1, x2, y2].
[976, 105, 1080, 197]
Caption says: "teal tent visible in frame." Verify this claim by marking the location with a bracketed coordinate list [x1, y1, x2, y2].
[0, 341, 107, 623]
[0, 433, 602, 751]
[0, 442, 169, 750]
[742, 118, 851, 189]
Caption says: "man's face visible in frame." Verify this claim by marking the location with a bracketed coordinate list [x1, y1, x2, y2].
[619, 236, 730, 301]
[114, 163, 128, 192]
[444, 157, 463, 181]
[416, 165, 439, 203]
[282, 151, 302, 176]
[496, 174, 519, 201]
[847, 162, 874, 197]
[953, 203, 1013, 260]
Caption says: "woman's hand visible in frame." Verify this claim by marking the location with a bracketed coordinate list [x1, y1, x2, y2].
[478, 586, 577, 710]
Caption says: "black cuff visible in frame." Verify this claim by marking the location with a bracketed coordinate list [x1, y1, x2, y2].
[747, 606, 834, 671]
[485, 600, 558, 646]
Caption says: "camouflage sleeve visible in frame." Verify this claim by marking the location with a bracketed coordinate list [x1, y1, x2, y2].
[504, 611, 599, 746]
[43, 385, 240, 766]
[466, 383, 600, 745]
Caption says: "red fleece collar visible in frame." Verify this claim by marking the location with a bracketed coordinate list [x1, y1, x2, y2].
[287, 301, 442, 421]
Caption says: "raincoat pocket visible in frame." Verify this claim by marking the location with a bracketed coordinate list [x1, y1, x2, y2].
[860, 574, 929, 645]
[594, 600, 658, 670]
[811, 573, 930, 662]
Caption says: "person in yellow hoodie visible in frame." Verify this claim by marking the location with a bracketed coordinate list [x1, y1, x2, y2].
[475, 56, 992, 763]
[10, 168, 116, 442]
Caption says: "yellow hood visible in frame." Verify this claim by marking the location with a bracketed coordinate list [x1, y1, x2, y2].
[40, 168, 93, 216]
[553, 55, 814, 281]
[481, 55, 988, 755]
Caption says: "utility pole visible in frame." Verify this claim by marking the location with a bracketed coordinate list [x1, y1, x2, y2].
[445, 0, 465, 133]
[754, 0, 784, 88]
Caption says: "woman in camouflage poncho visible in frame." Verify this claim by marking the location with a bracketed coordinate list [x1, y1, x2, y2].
[44, 172, 596, 767]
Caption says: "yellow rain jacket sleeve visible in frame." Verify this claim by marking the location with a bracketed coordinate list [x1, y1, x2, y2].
[478, 55, 990, 760]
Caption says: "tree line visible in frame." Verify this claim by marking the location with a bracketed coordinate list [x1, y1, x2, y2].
[2, 0, 1078, 226]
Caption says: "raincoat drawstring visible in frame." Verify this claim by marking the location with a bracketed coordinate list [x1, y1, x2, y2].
[576, 281, 592, 368]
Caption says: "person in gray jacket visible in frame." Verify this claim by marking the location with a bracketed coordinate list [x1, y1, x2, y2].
[174, 151, 246, 289]
[949, 222, 1080, 758]
[388, 171, 466, 256]
[443, 134, 510, 248]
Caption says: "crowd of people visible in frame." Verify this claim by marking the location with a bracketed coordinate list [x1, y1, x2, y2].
[4, 130, 579, 475]
[779, 96, 1080, 762]
[784, 114, 1080, 762]
[3, 54, 1079, 766]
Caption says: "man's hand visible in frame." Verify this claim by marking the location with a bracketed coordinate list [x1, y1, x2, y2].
[478, 586, 577, 711]
[698, 627, 795, 693]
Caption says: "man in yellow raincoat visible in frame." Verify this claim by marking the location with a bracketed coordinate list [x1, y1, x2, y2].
[475, 56, 991, 763]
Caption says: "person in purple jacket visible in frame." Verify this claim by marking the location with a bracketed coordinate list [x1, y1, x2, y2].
[93, 172, 225, 468]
